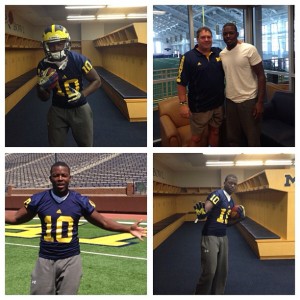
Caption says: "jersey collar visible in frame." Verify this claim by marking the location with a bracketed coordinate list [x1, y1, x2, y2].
[223, 189, 231, 202]
[51, 189, 69, 203]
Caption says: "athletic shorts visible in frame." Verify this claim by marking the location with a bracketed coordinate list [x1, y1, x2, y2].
[190, 105, 223, 136]
[30, 255, 82, 295]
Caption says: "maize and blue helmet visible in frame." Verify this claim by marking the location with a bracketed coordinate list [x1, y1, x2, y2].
[42, 24, 71, 62]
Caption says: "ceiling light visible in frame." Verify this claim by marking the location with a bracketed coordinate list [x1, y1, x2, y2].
[67, 15, 96, 20]
[265, 160, 293, 166]
[206, 161, 234, 167]
[97, 14, 126, 20]
[235, 160, 263, 166]
[203, 151, 240, 155]
[153, 10, 166, 15]
[107, 5, 146, 8]
[127, 13, 147, 19]
[65, 6, 106, 9]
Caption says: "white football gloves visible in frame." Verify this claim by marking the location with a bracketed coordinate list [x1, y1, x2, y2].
[68, 87, 82, 103]
[38, 68, 58, 90]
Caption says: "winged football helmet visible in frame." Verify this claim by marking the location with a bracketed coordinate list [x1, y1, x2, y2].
[42, 24, 71, 62]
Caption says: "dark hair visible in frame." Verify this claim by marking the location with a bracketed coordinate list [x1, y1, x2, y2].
[50, 161, 70, 174]
[224, 174, 238, 182]
[196, 26, 212, 38]
[222, 22, 238, 32]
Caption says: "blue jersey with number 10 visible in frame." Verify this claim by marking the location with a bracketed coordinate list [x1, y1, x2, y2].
[24, 190, 95, 260]
[37, 51, 94, 108]
[202, 189, 234, 237]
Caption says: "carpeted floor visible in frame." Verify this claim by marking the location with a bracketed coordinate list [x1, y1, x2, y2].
[153, 222, 295, 295]
[6, 87, 147, 147]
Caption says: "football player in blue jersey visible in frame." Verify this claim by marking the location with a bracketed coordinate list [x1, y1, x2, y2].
[5, 161, 147, 295]
[36, 24, 102, 147]
[193, 174, 245, 294]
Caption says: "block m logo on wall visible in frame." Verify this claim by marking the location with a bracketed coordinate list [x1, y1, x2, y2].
[284, 174, 295, 187]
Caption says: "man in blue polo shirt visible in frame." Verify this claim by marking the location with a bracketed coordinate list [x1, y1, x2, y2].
[177, 26, 224, 147]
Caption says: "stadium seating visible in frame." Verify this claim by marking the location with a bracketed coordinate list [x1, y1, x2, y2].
[5, 153, 147, 190]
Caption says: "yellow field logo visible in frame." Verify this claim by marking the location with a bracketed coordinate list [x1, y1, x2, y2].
[5, 223, 136, 247]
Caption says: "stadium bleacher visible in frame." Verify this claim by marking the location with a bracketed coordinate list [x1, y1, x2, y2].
[5, 153, 147, 190]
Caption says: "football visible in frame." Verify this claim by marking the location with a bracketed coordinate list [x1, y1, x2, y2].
[230, 205, 241, 219]
[46, 67, 57, 76]
[38, 67, 58, 89]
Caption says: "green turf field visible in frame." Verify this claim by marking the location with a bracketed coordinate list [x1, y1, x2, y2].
[5, 218, 147, 295]
[153, 58, 179, 105]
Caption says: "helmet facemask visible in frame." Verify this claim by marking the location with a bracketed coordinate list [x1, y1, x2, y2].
[43, 39, 71, 62]
[42, 25, 71, 66]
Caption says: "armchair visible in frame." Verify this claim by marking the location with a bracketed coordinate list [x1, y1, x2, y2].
[158, 98, 191, 147]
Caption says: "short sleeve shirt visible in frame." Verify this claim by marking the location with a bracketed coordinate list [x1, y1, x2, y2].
[202, 189, 234, 236]
[177, 46, 225, 112]
[25, 190, 95, 260]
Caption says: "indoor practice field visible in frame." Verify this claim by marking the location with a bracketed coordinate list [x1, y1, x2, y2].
[5, 214, 147, 295]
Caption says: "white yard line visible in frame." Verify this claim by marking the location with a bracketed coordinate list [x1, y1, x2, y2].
[5, 242, 147, 261]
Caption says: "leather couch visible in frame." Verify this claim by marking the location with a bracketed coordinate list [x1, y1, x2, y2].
[158, 97, 209, 147]
[158, 97, 192, 147]
[261, 91, 295, 147]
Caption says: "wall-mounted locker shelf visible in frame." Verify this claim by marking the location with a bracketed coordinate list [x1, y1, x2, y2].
[5, 34, 41, 49]
[93, 23, 146, 47]
[153, 181, 217, 195]
[234, 168, 295, 259]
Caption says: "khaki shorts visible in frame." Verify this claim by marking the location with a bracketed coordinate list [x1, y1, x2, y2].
[190, 105, 223, 136]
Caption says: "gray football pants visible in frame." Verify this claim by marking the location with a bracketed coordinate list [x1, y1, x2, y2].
[47, 103, 93, 147]
[195, 235, 228, 295]
[30, 255, 82, 295]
